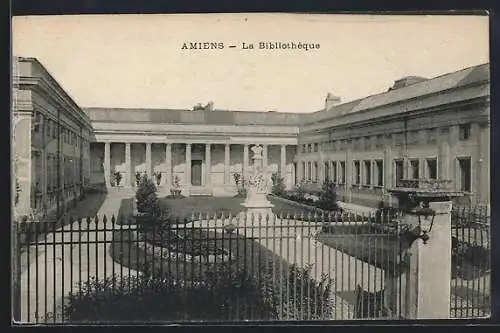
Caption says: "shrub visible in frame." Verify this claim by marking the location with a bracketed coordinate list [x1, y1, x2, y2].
[63, 264, 276, 322]
[271, 173, 286, 197]
[317, 180, 338, 211]
[135, 174, 162, 217]
[258, 263, 333, 320]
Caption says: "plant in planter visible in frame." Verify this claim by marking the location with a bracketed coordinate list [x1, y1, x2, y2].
[154, 171, 162, 186]
[233, 172, 247, 198]
[114, 171, 123, 187]
[135, 171, 142, 186]
[170, 175, 182, 197]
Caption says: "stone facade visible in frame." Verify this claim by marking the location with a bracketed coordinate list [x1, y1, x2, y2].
[12, 57, 93, 219]
[12, 57, 490, 219]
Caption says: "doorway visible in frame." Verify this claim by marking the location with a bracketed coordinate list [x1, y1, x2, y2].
[191, 160, 202, 186]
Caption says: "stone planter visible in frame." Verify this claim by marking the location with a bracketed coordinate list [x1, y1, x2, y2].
[170, 188, 182, 197]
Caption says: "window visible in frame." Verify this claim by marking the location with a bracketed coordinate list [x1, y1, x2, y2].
[332, 161, 337, 183]
[302, 161, 306, 180]
[302, 144, 306, 153]
[314, 143, 319, 152]
[375, 160, 384, 186]
[340, 161, 346, 184]
[308, 144, 312, 153]
[353, 161, 361, 185]
[364, 160, 371, 185]
[458, 157, 471, 192]
[459, 124, 471, 141]
[33, 111, 41, 132]
[307, 162, 312, 181]
[324, 161, 330, 181]
[395, 160, 404, 187]
[410, 160, 419, 180]
[426, 159, 437, 179]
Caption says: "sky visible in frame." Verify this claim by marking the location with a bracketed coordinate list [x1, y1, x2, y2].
[12, 14, 489, 113]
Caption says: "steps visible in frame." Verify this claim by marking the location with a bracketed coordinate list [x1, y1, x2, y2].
[189, 186, 213, 197]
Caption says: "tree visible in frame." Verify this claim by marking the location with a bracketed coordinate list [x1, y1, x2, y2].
[271, 173, 286, 197]
[135, 174, 161, 217]
[317, 180, 338, 211]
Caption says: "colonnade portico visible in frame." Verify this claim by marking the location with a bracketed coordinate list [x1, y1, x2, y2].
[96, 141, 294, 192]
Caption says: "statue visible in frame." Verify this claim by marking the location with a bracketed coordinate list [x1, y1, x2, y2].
[251, 145, 264, 160]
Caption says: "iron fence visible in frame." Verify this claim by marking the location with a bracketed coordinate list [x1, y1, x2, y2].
[450, 206, 491, 318]
[13, 211, 407, 324]
[12, 205, 490, 324]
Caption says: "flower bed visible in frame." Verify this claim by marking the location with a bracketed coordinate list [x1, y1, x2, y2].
[135, 228, 233, 263]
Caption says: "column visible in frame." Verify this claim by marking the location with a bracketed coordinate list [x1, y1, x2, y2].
[438, 128, 450, 181]
[383, 135, 393, 191]
[125, 142, 131, 187]
[370, 160, 375, 189]
[104, 142, 111, 188]
[263, 144, 268, 170]
[40, 116, 47, 211]
[185, 143, 192, 185]
[280, 145, 286, 177]
[205, 143, 211, 186]
[345, 144, 353, 202]
[224, 144, 230, 184]
[165, 143, 172, 189]
[243, 144, 249, 180]
[297, 160, 304, 183]
[449, 125, 459, 189]
[145, 142, 152, 178]
[478, 123, 490, 205]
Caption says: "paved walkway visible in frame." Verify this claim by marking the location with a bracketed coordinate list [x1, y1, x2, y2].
[18, 192, 139, 324]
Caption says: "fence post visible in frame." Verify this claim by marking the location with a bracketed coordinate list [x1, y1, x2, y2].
[389, 187, 462, 319]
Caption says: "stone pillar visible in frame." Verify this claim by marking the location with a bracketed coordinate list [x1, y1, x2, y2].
[449, 125, 459, 190]
[438, 128, 450, 181]
[297, 160, 304, 183]
[165, 143, 172, 189]
[478, 123, 490, 205]
[262, 144, 268, 176]
[104, 142, 111, 189]
[386, 188, 459, 319]
[145, 142, 152, 178]
[185, 143, 192, 185]
[224, 143, 230, 184]
[40, 116, 47, 211]
[205, 143, 211, 186]
[13, 113, 32, 217]
[345, 145, 353, 202]
[280, 145, 286, 178]
[125, 142, 131, 187]
[243, 144, 249, 180]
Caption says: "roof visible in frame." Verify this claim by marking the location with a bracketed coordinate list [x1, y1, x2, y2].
[84, 108, 304, 126]
[308, 63, 490, 124]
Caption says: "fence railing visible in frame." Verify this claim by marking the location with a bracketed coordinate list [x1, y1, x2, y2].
[450, 206, 491, 318]
[13, 205, 491, 324]
[14, 211, 407, 324]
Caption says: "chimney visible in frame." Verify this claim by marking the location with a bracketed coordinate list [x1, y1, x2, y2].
[325, 93, 341, 110]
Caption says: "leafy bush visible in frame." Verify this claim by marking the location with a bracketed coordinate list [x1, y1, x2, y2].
[271, 173, 286, 197]
[135, 174, 162, 217]
[317, 180, 338, 211]
[258, 264, 333, 320]
[64, 265, 275, 322]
